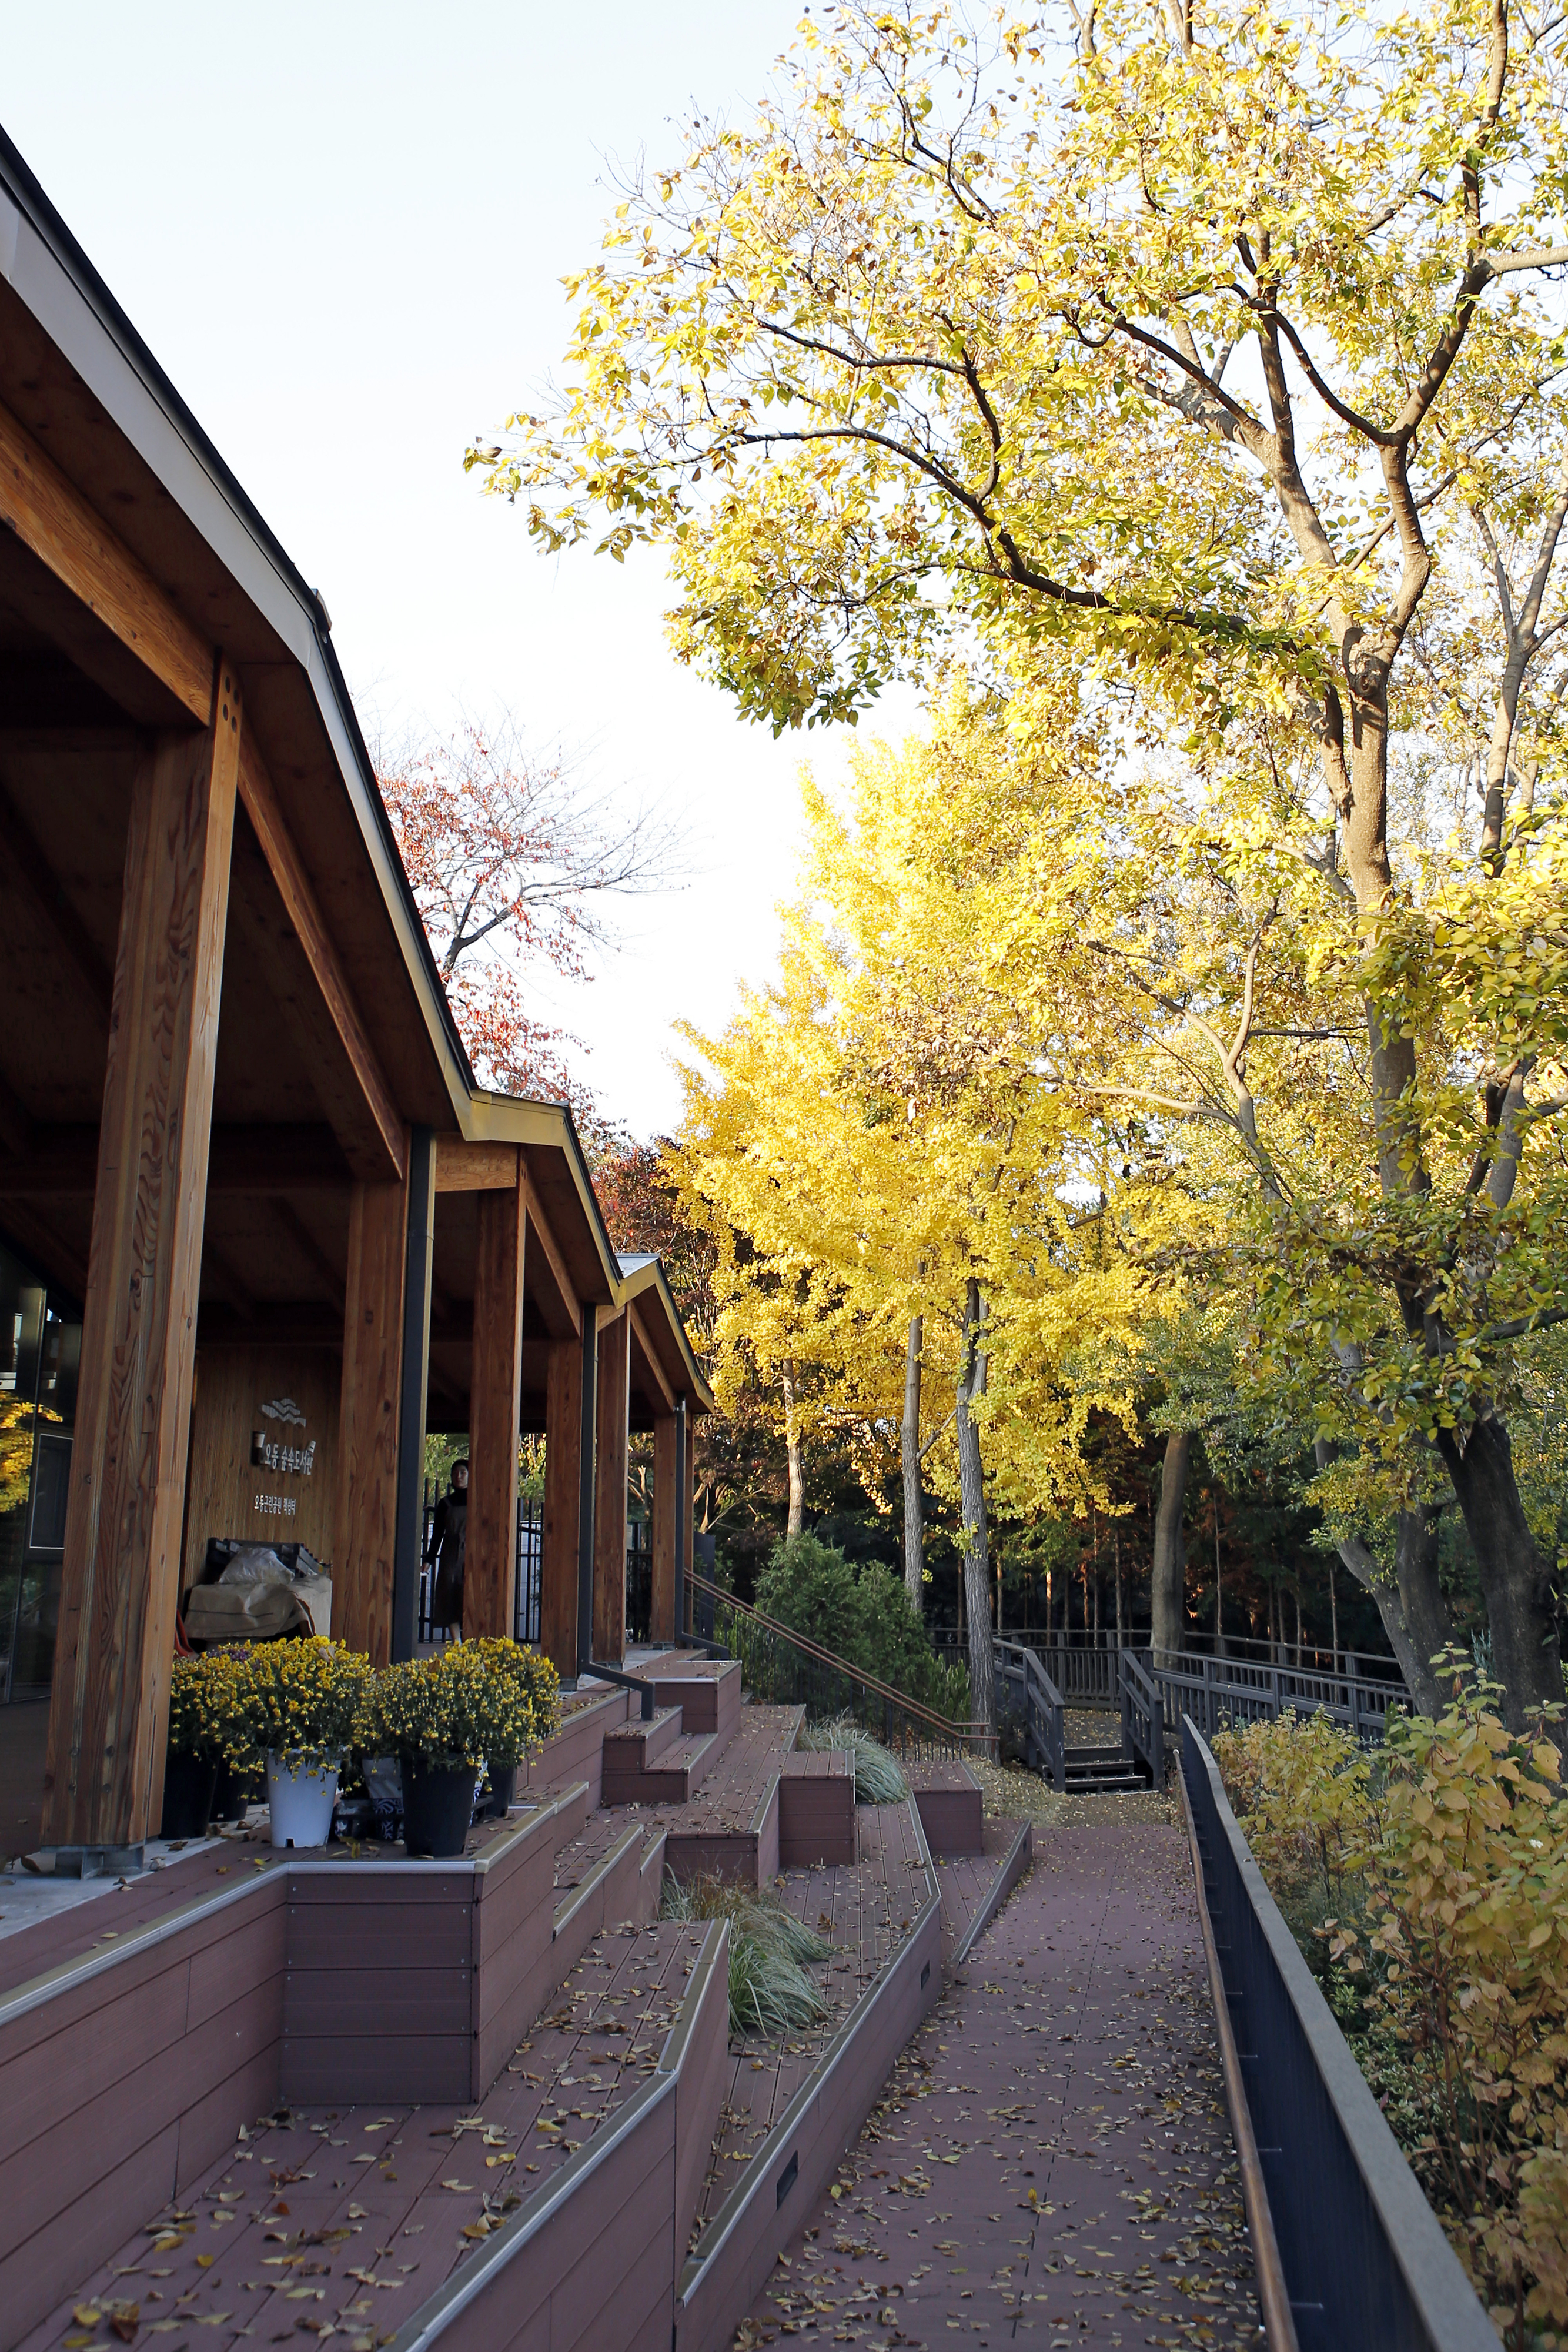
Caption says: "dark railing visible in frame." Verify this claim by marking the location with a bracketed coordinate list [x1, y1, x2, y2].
[938, 1627, 1403, 1708]
[684, 1570, 992, 1760]
[1181, 1719, 1496, 2352]
[994, 1639, 1065, 1788]
[1154, 1651, 1403, 1745]
[1119, 1649, 1166, 1786]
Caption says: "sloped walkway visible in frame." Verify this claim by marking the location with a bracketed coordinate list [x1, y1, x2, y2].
[742, 1826, 1259, 2350]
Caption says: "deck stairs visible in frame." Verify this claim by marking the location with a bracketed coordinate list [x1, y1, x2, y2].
[1063, 1738, 1148, 1794]
[5, 1647, 1032, 2352]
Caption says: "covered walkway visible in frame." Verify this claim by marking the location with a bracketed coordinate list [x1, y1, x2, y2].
[744, 1826, 1260, 2349]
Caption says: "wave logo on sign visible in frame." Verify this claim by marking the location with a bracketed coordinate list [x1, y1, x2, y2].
[259, 1396, 307, 1427]
[252, 1395, 317, 1476]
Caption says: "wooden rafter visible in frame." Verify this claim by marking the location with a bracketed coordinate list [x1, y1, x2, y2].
[0, 395, 211, 723]
[236, 736, 406, 1184]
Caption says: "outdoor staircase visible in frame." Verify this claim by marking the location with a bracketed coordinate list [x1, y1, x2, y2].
[1063, 1739, 1148, 1793]
[8, 1643, 1018, 2352]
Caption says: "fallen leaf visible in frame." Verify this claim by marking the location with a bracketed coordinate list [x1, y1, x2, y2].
[73, 2307, 103, 2327]
[195, 2257, 216, 2270]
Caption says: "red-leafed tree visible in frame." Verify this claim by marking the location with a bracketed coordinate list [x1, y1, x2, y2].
[377, 719, 677, 1110]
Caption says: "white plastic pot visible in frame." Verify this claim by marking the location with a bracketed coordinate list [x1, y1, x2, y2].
[266, 1753, 339, 1849]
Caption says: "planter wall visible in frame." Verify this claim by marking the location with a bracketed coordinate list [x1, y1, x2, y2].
[1181, 1718, 1496, 2352]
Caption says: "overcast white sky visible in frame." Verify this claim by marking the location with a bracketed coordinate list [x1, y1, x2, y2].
[4, 2, 914, 1138]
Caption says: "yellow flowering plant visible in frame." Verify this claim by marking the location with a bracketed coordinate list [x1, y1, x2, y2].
[370, 1643, 546, 1770]
[165, 1649, 252, 1763]
[466, 1638, 561, 1759]
[230, 1637, 375, 1776]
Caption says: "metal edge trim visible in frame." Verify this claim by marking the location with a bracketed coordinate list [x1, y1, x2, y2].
[951, 1818, 1032, 1973]
[550, 1824, 646, 1943]
[656, 1916, 728, 2077]
[677, 1803, 942, 2301]
[1182, 1719, 1497, 2351]
[0, 1862, 283, 2030]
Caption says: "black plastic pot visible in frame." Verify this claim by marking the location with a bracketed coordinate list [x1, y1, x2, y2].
[487, 1765, 518, 1816]
[400, 1756, 477, 1858]
[161, 1751, 219, 1840]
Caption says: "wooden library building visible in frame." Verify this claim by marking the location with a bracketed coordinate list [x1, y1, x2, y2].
[0, 127, 711, 1872]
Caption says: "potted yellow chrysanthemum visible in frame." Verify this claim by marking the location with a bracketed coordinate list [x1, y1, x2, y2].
[231, 1638, 375, 1848]
[369, 1643, 546, 1856]
[161, 1649, 250, 1839]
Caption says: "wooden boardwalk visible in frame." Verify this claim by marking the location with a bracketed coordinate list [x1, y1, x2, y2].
[743, 1826, 1259, 2348]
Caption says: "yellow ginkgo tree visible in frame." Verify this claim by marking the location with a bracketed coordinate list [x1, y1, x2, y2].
[673, 679, 1165, 1728]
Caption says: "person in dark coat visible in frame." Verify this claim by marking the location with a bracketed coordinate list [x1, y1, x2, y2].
[427, 1459, 469, 1632]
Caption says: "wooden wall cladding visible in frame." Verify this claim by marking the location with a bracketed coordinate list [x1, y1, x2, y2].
[778, 1750, 857, 1867]
[182, 1345, 340, 1593]
[280, 1805, 559, 2107]
[909, 1765, 985, 1856]
[0, 1875, 287, 2349]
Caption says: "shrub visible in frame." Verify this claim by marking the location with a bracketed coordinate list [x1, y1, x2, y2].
[660, 1871, 831, 2037]
[754, 1533, 969, 1719]
[1211, 1708, 1378, 1913]
[1215, 1686, 1568, 2342]
[230, 1638, 375, 1776]
[798, 1713, 908, 1803]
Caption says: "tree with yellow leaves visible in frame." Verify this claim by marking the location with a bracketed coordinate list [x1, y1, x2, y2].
[674, 678, 1159, 1727]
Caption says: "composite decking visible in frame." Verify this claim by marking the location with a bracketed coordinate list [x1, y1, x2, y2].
[19, 1919, 723, 2352]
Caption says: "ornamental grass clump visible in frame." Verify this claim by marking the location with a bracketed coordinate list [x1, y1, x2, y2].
[798, 1713, 908, 1804]
[660, 1872, 832, 2037]
[371, 1643, 544, 1769]
[230, 1638, 374, 1779]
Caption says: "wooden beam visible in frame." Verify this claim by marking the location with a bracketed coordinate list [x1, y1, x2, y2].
[0, 777, 114, 1013]
[0, 395, 212, 723]
[43, 659, 240, 1850]
[651, 1413, 677, 1645]
[591, 1309, 630, 1668]
[628, 1301, 676, 1414]
[467, 1170, 526, 1641]
[520, 1167, 581, 1338]
[540, 1338, 582, 1683]
[333, 1169, 409, 1665]
[236, 736, 405, 1184]
[435, 1139, 520, 1192]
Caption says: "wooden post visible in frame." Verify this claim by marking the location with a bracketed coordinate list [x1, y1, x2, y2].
[576, 1317, 597, 1673]
[592, 1309, 630, 1666]
[43, 673, 243, 1853]
[334, 1170, 410, 1665]
[540, 1339, 582, 1682]
[467, 1172, 526, 1641]
[651, 1412, 677, 1644]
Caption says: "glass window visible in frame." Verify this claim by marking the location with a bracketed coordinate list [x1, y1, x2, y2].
[0, 1251, 79, 1703]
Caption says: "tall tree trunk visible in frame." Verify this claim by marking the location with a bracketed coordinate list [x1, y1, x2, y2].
[1114, 1527, 1124, 1648]
[1313, 1440, 1452, 1715]
[901, 1315, 924, 1608]
[1435, 1419, 1562, 1726]
[782, 1358, 804, 1539]
[955, 1278, 994, 1735]
[1151, 1431, 1191, 1665]
[1213, 1502, 1223, 1656]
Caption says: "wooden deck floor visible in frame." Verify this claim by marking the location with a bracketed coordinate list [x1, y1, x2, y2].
[686, 1800, 931, 2251]
[20, 1920, 711, 2352]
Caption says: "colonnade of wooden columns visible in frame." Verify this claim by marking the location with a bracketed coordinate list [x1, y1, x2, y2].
[36, 664, 696, 1856]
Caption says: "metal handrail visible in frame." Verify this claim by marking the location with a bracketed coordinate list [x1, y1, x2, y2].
[1152, 1649, 1403, 1745]
[579, 1659, 656, 1719]
[684, 1570, 992, 1755]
